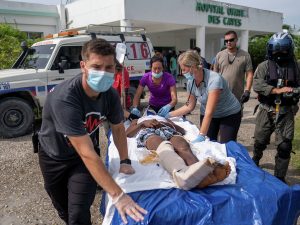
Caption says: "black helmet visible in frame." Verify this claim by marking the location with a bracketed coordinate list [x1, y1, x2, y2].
[267, 32, 294, 62]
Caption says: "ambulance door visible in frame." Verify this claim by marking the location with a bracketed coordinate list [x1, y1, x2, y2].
[47, 45, 82, 91]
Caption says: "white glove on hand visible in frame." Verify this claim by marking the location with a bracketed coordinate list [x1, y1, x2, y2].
[119, 164, 135, 174]
[113, 192, 147, 224]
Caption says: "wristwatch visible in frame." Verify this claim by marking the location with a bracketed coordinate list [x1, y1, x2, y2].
[120, 158, 131, 165]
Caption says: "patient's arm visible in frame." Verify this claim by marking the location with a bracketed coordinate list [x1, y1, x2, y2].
[164, 119, 186, 135]
[126, 119, 160, 137]
[126, 119, 140, 137]
[126, 118, 186, 137]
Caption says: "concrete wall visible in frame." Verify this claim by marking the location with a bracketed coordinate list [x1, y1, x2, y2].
[124, 0, 282, 32]
[65, 0, 282, 33]
[148, 31, 223, 62]
[65, 0, 282, 58]
[65, 0, 124, 29]
[0, 1, 61, 36]
[148, 30, 194, 53]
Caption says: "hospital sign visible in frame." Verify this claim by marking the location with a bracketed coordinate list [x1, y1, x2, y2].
[196, 2, 248, 27]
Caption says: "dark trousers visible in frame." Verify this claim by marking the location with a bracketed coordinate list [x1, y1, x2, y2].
[38, 148, 97, 225]
[200, 111, 241, 143]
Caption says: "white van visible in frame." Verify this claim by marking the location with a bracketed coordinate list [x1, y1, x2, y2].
[0, 25, 154, 138]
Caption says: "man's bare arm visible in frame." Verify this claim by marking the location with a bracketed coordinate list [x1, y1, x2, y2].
[245, 70, 254, 92]
[69, 135, 122, 199]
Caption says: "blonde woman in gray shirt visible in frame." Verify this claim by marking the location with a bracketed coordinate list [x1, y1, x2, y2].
[166, 50, 241, 143]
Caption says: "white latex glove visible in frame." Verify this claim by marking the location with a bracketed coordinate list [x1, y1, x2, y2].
[113, 192, 147, 224]
[119, 164, 135, 174]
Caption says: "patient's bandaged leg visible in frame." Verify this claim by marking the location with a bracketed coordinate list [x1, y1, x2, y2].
[156, 141, 214, 190]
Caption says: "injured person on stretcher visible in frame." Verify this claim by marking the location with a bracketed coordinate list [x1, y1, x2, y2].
[125, 115, 231, 190]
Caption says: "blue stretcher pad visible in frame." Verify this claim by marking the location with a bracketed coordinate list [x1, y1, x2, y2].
[101, 141, 300, 225]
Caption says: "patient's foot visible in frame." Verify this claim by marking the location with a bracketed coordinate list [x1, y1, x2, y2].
[196, 162, 231, 189]
[173, 158, 215, 190]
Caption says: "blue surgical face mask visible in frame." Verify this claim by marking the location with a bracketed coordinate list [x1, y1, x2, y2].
[152, 71, 163, 78]
[87, 69, 114, 93]
[183, 71, 194, 80]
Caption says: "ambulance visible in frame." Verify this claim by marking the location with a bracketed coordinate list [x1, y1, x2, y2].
[0, 25, 155, 138]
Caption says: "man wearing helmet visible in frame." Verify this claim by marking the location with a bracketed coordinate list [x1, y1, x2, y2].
[252, 32, 300, 183]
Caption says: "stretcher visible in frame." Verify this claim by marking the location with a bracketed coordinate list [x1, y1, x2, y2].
[100, 117, 300, 225]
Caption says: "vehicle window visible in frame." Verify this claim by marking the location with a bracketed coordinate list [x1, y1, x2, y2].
[126, 42, 151, 60]
[50, 46, 82, 70]
[22, 44, 55, 69]
[110, 42, 118, 48]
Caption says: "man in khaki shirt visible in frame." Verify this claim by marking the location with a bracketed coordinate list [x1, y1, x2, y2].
[214, 30, 253, 104]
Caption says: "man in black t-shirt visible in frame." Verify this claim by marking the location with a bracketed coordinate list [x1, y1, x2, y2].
[38, 39, 147, 224]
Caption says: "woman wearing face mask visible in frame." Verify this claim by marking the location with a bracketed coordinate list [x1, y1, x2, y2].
[166, 50, 241, 143]
[131, 55, 177, 117]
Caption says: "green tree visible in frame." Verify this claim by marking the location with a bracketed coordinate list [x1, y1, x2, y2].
[0, 24, 27, 69]
[248, 34, 271, 70]
[291, 34, 300, 60]
[248, 33, 300, 70]
[0, 24, 42, 70]
[282, 24, 291, 32]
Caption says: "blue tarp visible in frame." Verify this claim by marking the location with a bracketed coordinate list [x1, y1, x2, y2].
[101, 141, 300, 225]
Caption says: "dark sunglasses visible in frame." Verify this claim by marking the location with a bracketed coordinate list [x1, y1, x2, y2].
[224, 38, 235, 44]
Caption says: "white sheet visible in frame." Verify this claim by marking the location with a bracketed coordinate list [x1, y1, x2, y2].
[103, 117, 237, 225]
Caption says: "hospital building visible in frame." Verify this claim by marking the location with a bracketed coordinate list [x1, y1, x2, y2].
[0, 0, 283, 62]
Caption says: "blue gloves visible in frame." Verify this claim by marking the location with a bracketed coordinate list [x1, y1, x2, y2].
[131, 107, 141, 117]
[164, 113, 170, 119]
[192, 134, 207, 143]
[158, 104, 172, 117]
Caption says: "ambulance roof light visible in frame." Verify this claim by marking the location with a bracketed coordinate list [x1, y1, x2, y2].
[65, 24, 146, 36]
[45, 30, 79, 39]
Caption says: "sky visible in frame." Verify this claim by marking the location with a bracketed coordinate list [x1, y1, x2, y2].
[5, 0, 300, 29]
[216, 0, 300, 29]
